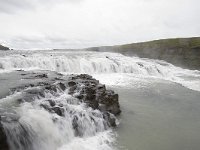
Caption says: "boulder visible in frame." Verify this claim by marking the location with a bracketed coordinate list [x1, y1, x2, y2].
[0, 45, 9, 51]
[0, 72, 121, 149]
[0, 121, 9, 150]
[67, 74, 121, 115]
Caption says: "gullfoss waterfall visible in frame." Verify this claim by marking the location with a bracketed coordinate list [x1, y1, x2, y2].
[0, 50, 200, 150]
[0, 72, 118, 150]
[0, 51, 200, 91]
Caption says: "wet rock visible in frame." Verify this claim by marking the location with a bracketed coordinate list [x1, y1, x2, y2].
[98, 104, 107, 112]
[45, 85, 57, 92]
[75, 94, 84, 100]
[54, 77, 64, 81]
[66, 74, 121, 116]
[0, 71, 121, 148]
[26, 88, 44, 96]
[16, 69, 24, 71]
[68, 85, 77, 95]
[21, 73, 27, 76]
[16, 99, 24, 104]
[40, 104, 51, 111]
[0, 121, 9, 150]
[47, 100, 56, 107]
[0, 114, 21, 150]
[72, 115, 79, 136]
[35, 74, 48, 78]
[0, 44, 10, 51]
[68, 81, 76, 87]
[11, 73, 120, 117]
[58, 82, 66, 91]
[1, 121, 35, 150]
[52, 106, 65, 116]
[137, 62, 144, 67]
[0, 63, 3, 69]
[71, 74, 93, 80]
[103, 112, 117, 127]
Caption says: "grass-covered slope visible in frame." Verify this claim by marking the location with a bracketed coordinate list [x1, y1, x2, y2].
[0, 44, 9, 50]
[88, 37, 200, 70]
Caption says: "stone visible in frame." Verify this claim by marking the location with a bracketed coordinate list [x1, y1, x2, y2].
[0, 72, 121, 148]
[52, 106, 65, 116]
[0, 121, 9, 150]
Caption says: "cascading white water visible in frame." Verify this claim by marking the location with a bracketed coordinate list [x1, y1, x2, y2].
[0, 86, 116, 150]
[0, 50, 200, 91]
[1, 50, 200, 150]
[0, 51, 178, 76]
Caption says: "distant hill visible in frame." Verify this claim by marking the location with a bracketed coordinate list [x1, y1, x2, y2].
[0, 44, 9, 51]
[87, 37, 200, 70]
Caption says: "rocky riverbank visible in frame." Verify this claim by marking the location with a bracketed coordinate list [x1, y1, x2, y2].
[0, 71, 121, 150]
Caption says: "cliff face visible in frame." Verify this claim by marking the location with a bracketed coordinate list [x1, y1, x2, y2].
[0, 44, 9, 51]
[88, 37, 200, 70]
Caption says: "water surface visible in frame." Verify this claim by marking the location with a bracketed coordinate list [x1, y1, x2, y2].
[1, 50, 200, 150]
[113, 80, 200, 150]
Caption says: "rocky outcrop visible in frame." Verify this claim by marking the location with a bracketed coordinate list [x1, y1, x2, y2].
[0, 44, 9, 51]
[0, 120, 9, 150]
[67, 74, 121, 115]
[87, 37, 200, 70]
[0, 71, 121, 149]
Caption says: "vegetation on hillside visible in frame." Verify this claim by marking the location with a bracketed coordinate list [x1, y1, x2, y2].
[87, 37, 200, 70]
[117, 37, 200, 50]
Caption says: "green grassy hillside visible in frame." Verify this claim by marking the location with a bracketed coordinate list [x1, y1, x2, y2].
[88, 37, 200, 70]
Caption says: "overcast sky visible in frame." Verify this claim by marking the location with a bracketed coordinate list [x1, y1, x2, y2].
[0, 0, 199, 49]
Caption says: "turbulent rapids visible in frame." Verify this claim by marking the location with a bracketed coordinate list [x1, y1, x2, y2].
[0, 50, 200, 91]
[0, 50, 200, 150]
[0, 71, 120, 150]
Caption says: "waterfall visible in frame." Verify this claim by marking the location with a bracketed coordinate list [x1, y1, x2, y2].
[0, 83, 116, 150]
[0, 51, 177, 76]
[0, 50, 200, 150]
[0, 50, 200, 91]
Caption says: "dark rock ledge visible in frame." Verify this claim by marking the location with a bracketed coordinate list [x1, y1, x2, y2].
[0, 71, 121, 150]
[0, 44, 10, 51]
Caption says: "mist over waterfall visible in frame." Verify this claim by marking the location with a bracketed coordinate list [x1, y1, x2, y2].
[0, 50, 200, 91]
[1, 87, 115, 150]
[0, 50, 200, 150]
[0, 0, 199, 149]
[0, 69, 118, 150]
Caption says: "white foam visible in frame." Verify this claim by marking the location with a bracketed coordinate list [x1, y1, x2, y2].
[0, 51, 200, 91]
[58, 131, 116, 150]
[1, 87, 117, 150]
[1, 50, 200, 150]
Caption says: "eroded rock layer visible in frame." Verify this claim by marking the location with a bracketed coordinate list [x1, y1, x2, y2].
[0, 71, 121, 150]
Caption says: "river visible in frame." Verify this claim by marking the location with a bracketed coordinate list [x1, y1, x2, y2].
[0, 50, 200, 150]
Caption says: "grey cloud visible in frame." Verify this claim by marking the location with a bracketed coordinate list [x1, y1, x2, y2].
[0, 0, 199, 49]
[7, 35, 94, 50]
[0, 0, 82, 14]
[0, 0, 38, 13]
